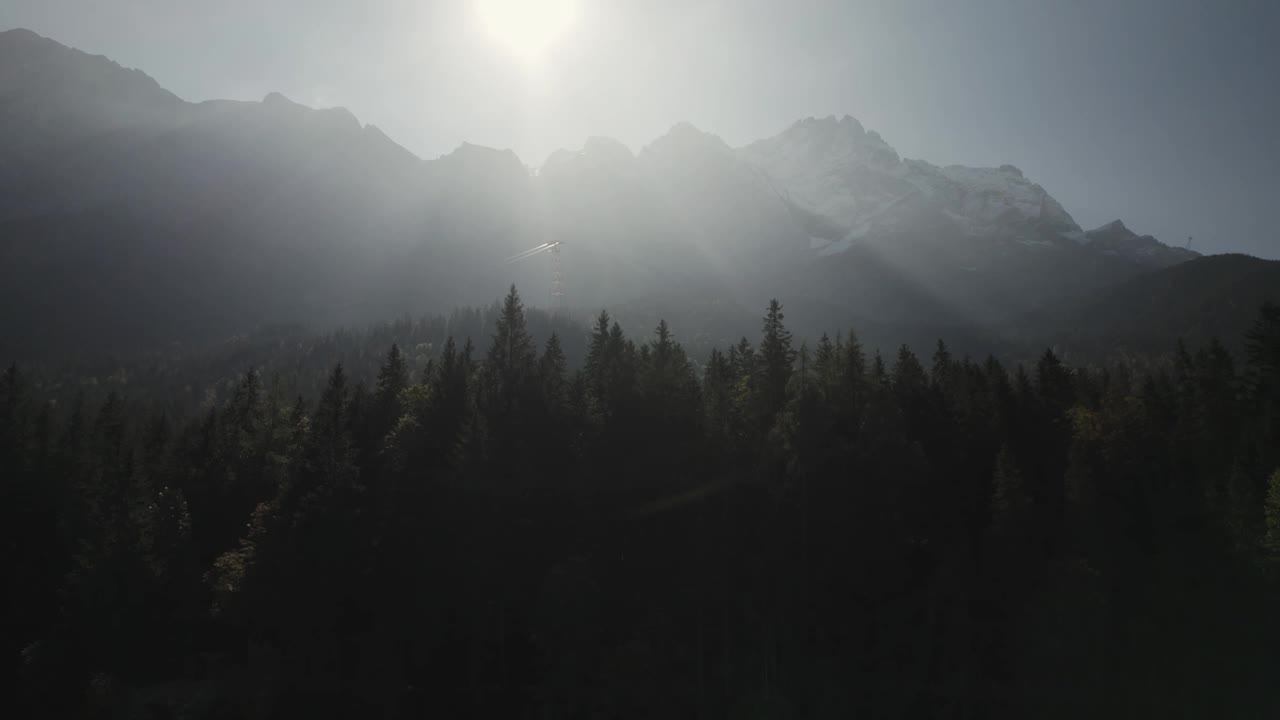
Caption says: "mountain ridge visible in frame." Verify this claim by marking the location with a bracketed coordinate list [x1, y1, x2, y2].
[1014, 253, 1280, 357]
[1, 27, 1257, 362]
[1, 27, 1191, 267]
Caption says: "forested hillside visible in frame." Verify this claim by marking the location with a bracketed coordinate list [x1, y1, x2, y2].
[5, 288, 1280, 718]
[1016, 254, 1280, 358]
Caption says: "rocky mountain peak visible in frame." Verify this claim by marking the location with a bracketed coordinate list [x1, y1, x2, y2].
[643, 122, 731, 156]
[791, 114, 870, 139]
[540, 136, 637, 179]
[1083, 219, 1198, 269]
[432, 142, 528, 187]
[258, 91, 361, 133]
[582, 136, 634, 161]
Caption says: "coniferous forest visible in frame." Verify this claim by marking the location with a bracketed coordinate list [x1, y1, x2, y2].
[5, 288, 1280, 719]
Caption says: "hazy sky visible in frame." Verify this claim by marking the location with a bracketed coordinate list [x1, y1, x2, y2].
[4, 0, 1278, 257]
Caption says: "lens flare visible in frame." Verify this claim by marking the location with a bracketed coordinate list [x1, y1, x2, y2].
[476, 0, 578, 62]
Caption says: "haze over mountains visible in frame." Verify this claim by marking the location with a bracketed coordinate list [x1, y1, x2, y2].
[1, 27, 1274, 360]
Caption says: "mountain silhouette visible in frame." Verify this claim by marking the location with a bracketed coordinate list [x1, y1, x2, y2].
[3, 28, 1256, 362]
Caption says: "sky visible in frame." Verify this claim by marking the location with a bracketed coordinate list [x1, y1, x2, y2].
[3, 0, 1278, 258]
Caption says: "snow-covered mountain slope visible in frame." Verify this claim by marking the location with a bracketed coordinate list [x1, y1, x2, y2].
[738, 115, 1187, 265]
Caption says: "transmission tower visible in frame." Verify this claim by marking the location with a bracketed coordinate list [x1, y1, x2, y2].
[505, 240, 567, 314]
[549, 242, 566, 312]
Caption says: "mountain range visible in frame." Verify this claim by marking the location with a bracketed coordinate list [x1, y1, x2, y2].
[0, 27, 1273, 361]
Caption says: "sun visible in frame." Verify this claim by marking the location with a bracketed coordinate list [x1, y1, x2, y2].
[476, 0, 579, 63]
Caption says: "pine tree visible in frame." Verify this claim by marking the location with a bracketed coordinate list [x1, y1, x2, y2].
[991, 444, 1029, 534]
[983, 355, 1013, 439]
[86, 392, 131, 549]
[363, 343, 411, 468]
[479, 287, 539, 462]
[584, 308, 608, 359]
[1225, 457, 1264, 554]
[0, 364, 25, 470]
[304, 365, 358, 492]
[585, 316, 639, 427]
[931, 339, 953, 389]
[839, 331, 867, 396]
[703, 348, 734, 449]
[486, 285, 538, 392]
[1036, 348, 1073, 410]
[1245, 303, 1280, 474]
[1013, 364, 1035, 411]
[651, 319, 675, 372]
[1245, 302, 1280, 380]
[642, 320, 697, 410]
[375, 344, 410, 413]
[893, 345, 927, 392]
[794, 342, 811, 396]
[539, 332, 569, 412]
[435, 336, 474, 419]
[634, 320, 702, 477]
[219, 370, 268, 532]
[732, 337, 757, 383]
[583, 309, 614, 404]
[228, 370, 263, 434]
[756, 299, 795, 426]
[814, 333, 835, 383]
[391, 335, 471, 484]
[1263, 469, 1280, 568]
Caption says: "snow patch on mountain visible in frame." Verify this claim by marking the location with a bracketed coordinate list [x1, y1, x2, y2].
[736, 114, 1193, 269]
[738, 115, 912, 233]
[938, 165, 1047, 227]
[738, 115, 1086, 249]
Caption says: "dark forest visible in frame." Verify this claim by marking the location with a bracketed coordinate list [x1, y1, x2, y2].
[5, 288, 1280, 718]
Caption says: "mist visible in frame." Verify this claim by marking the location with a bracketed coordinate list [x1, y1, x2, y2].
[3, 4, 1280, 717]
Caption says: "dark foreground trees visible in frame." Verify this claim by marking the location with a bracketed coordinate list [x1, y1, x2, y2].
[5, 292, 1280, 719]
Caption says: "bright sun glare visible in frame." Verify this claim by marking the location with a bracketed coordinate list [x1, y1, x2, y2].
[476, 0, 579, 63]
